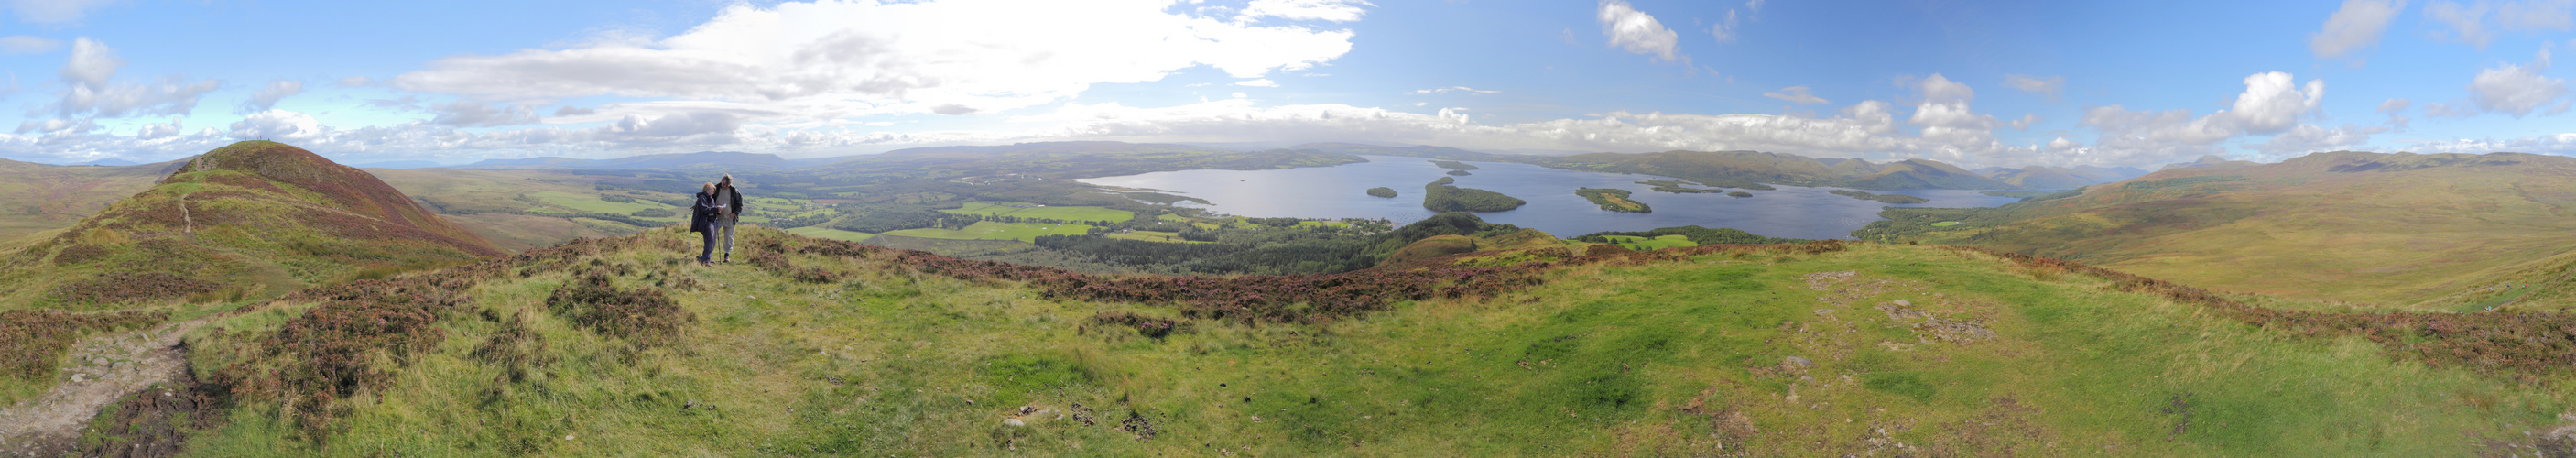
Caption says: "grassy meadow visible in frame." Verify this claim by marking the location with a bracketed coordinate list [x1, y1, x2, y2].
[883, 221, 1096, 243]
[147, 227, 2576, 455]
[940, 202, 1136, 223]
[1598, 234, 1697, 250]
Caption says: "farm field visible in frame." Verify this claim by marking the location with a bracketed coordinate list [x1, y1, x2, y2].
[882, 221, 1096, 242]
[1105, 230, 1207, 244]
[940, 201, 1135, 223]
[784, 226, 875, 243]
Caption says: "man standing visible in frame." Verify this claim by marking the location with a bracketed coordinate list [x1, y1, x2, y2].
[713, 174, 748, 263]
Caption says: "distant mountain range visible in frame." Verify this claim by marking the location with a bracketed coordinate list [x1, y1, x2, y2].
[456, 151, 833, 170]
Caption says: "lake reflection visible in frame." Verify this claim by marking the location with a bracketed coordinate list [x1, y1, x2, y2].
[1077, 155, 2022, 240]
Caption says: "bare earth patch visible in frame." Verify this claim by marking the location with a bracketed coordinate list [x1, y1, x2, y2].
[0, 319, 203, 457]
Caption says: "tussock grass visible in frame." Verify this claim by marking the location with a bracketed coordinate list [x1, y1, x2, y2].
[166, 229, 2576, 455]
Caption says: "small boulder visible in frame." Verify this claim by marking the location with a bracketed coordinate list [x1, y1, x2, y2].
[1784, 356, 1813, 367]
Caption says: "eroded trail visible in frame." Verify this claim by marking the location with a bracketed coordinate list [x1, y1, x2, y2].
[0, 319, 204, 457]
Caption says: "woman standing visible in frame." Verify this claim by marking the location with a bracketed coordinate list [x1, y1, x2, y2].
[690, 182, 723, 265]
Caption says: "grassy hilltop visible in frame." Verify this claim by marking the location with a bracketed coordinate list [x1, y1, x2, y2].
[1856, 151, 2576, 308]
[92, 225, 2574, 455]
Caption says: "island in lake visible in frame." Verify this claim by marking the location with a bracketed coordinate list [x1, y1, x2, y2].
[1829, 189, 1930, 203]
[1366, 187, 1398, 198]
[1422, 177, 1526, 212]
[1575, 188, 1650, 213]
[1635, 179, 1729, 193]
[1432, 159, 1479, 176]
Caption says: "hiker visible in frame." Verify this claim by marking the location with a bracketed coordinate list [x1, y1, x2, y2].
[690, 182, 724, 265]
[713, 174, 748, 262]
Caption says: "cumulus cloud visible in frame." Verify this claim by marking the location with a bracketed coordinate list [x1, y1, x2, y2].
[551, 105, 596, 116]
[1762, 86, 1827, 104]
[49, 38, 221, 120]
[2310, 0, 2406, 61]
[1597, 0, 1679, 61]
[133, 118, 180, 139]
[2228, 71, 2327, 134]
[1237, 0, 1372, 22]
[0, 35, 57, 54]
[2254, 124, 2387, 155]
[429, 101, 541, 127]
[2468, 46, 2570, 117]
[2071, 72, 2325, 165]
[2427, 0, 2576, 48]
[238, 79, 303, 113]
[7, 0, 121, 25]
[390, 0, 1357, 118]
[1234, 79, 1278, 87]
[2003, 74, 2063, 101]
[228, 110, 323, 140]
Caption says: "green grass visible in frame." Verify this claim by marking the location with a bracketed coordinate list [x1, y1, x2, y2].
[170, 231, 2576, 455]
[940, 202, 1135, 223]
[1598, 234, 1696, 250]
[1105, 231, 1208, 244]
[1929, 221, 1960, 227]
[783, 226, 875, 243]
[882, 221, 1095, 242]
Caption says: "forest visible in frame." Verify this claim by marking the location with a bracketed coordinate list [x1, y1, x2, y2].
[1420, 177, 1527, 213]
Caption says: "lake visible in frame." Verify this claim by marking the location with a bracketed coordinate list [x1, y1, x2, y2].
[1077, 155, 2022, 240]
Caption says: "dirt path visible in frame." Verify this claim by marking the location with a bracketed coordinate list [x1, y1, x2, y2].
[0, 319, 205, 457]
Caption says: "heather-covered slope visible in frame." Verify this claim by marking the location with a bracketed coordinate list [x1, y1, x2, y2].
[112, 225, 2576, 455]
[0, 141, 505, 311]
[1856, 151, 2576, 307]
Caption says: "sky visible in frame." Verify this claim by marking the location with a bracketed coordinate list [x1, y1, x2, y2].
[0, 0, 2570, 169]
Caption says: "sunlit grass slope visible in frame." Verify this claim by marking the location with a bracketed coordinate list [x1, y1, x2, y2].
[1858, 151, 2576, 308]
[165, 226, 2576, 455]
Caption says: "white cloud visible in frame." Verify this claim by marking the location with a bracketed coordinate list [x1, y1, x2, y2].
[2469, 46, 2570, 117]
[228, 110, 323, 140]
[2404, 132, 2576, 153]
[7, 0, 121, 25]
[2378, 97, 2413, 129]
[1761, 85, 1827, 104]
[49, 38, 221, 120]
[2002, 74, 2063, 101]
[2428, 1, 2496, 47]
[334, 76, 375, 88]
[1238, 0, 1373, 22]
[1406, 86, 1498, 95]
[1597, 0, 1679, 61]
[2228, 71, 2326, 134]
[2498, 0, 2576, 32]
[1234, 79, 1278, 87]
[1711, 9, 1740, 44]
[0, 35, 57, 54]
[2009, 114, 2039, 130]
[389, 0, 1357, 118]
[239, 79, 302, 113]
[2310, 0, 2407, 62]
[2424, 100, 2480, 117]
[2254, 124, 2387, 155]
[551, 105, 596, 116]
[1918, 73, 1975, 103]
[429, 100, 541, 127]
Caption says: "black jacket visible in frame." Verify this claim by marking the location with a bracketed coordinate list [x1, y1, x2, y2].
[715, 185, 748, 221]
[689, 191, 720, 233]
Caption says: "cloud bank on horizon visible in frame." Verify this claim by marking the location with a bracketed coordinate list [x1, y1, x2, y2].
[0, 0, 2571, 169]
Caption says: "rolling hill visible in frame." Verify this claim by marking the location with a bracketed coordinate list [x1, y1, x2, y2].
[17, 223, 2546, 455]
[1855, 150, 2576, 307]
[1982, 165, 2150, 189]
[0, 158, 192, 244]
[0, 141, 505, 311]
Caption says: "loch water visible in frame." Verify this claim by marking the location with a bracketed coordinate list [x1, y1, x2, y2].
[1078, 155, 2023, 240]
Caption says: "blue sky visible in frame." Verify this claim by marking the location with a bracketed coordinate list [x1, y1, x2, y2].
[0, 0, 2569, 169]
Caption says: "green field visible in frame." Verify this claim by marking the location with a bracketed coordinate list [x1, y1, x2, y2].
[784, 226, 875, 242]
[940, 202, 1135, 223]
[159, 229, 2576, 455]
[1929, 221, 1960, 227]
[1105, 230, 1209, 244]
[882, 221, 1095, 242]
[1597, 234, 1697, 250]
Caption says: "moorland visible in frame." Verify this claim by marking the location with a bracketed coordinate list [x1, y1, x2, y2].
[4, 140, 2576, 455]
